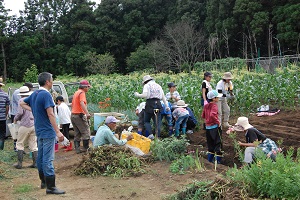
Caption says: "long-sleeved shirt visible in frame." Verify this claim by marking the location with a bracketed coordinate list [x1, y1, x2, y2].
[14, 98, 34, 128]
[172, 107, 189, 118]
[216, 80, 234, 100]
[93, 124, 127, 147]
[57, 102, 71, 125]
[202, 103, 219, 127]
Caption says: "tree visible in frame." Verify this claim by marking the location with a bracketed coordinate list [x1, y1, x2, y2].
[84, 52, 116, 75]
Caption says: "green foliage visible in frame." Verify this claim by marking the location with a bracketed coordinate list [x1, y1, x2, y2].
[14, 184, 34, 194]
[169, 155, 195, 174]
[126, 46, 153, 72]
[84, 52, 116, 75]
[23, 64, 38, 83]
[150, 136, 189, 162]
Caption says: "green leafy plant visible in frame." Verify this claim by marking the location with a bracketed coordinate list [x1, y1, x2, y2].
[169, 155, 195, 174]
[14, 184, 34, 194]
[23, 64, 38, 83]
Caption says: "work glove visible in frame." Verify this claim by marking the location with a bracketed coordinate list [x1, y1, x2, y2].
[127, 126, 133, 132]
[60, 137, 70, 146]
[204, 100, 209, 106]
[165, 107, 170, 112]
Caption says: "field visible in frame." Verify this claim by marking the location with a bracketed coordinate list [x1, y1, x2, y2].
[1, 64, 299, 199]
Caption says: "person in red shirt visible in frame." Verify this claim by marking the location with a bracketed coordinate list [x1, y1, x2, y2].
[202, 90, 223, 163]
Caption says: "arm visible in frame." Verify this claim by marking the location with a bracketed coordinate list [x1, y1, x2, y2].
[106, 131, 127, 146]
[20, 100, 32, 111]
[211, 105, 220, 126]
[5, 105, 9, 117]
[238, 141, 257, 147]
[80, 101, 90, 118]
[13, 103, 24, 123]
[46, 107, 64, 142]
[162, 94, 168, 109]
[201, 109, 205, 119]
[202, 88, 207, 100]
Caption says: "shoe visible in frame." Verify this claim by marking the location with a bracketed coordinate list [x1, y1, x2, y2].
[186, 130, 193, 134]
[147, 134, 154, 140]
[64, 142, 73, 152]
[39, 172, 46, 189]
[29, 151, 37, 168]
[82, 140, 90, 153]
[207, 152, 214, 163]
[74, 141, 81, 154]
[13, 150, 24, 169]
[45, 175, 65, 195]
[215, 155, 222, 164]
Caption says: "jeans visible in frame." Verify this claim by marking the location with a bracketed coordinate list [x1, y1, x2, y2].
[37, 137, 55, 176]
[144, 111, 161, 137]
[174, 114, 189, 132]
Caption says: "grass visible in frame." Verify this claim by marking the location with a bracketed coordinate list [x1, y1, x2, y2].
[14, 184, 34, 194]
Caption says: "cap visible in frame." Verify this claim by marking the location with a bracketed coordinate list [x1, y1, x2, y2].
[23, 82, 33, 89]
[204, 72, 213, 77]
[167, 82, 177, 88]
[207, 90, 222, 100]
[80, 80, 91, 87]
[56, 96, 64, 102]
[105, 116, 120, 124]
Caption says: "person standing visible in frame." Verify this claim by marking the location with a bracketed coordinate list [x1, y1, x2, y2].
[216, 72, 234, 128]
[134, 75, 169, 139]
[0, 78, 9, 150]
[20, 72, 67, 195]
[13, 86, 37, 169]
[71, 80, 91, 154]
[201, 72, 213, 106]
[165, 82, 181, 109]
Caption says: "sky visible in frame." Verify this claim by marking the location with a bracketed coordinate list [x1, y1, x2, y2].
[3, 0, 101, 16]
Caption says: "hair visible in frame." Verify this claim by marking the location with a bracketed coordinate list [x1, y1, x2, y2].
[79, 85, 88, 89]
[38, 72, 52, 86]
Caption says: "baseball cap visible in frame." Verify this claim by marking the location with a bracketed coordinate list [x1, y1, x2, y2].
[167, 82, 177, 88]
[80, 80, 91, 87]
[105, 116, 120, 124]
[207, 90, 222, 100]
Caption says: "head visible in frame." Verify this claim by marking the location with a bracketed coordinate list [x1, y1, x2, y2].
[0, 77, 5, 87]
[38, 72, 53, 89]
[207, 90, 222, 103]
[142, 75, 153, 85]
[79, 80, 91, 92]
[105, 116, 120, 131]
[222, 72, 233, 83]
[55, 96, 64, 105]
[18, 86, 32, 98]
[203, 72, 212, 81]
[233, 117, 253, 132]
[167, 82, 177, 92]
[23, 82, 33, 91]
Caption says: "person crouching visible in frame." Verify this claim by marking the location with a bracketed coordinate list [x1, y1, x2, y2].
[172, 100, 189, 137]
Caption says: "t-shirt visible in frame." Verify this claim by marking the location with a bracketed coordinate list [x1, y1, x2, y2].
[143, 80, 164, 99]
[24, 89, 56, 138]
[216, 80, 233, 99]
[0, 89, 10, 121]
[245, 128, 266, 143]
[201, 80, 212, 99]
[72, 89, 87, 114]
[165, 91, 181, 105]
[57, 102, 71, 125]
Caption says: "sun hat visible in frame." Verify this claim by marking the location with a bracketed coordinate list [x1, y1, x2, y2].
[0, 78, 5, 86]
[207, 90, 222, 100]
[176, 100, 188, 107]
[234, 117, 253, 131]
[167, 82, 177, 88]
[17, 86, 32, 96]
[105, 116, 120, 124]
[142, 75, 153, 84]
[23, 82, 33, 89]
[204, 72, 213, 77]
[80, 80, 91, 87]
[56, 96, 64, 102]
[222, 72, 233, 80]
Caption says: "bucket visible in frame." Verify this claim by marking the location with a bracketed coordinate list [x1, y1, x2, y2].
[94, 112, 125, 131]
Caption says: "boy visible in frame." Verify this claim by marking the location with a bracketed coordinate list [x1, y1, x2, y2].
[172, 100, 189, 137]
[202, 90, 223, 163]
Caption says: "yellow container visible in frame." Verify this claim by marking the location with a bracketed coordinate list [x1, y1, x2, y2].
[121, 132, 151, 154]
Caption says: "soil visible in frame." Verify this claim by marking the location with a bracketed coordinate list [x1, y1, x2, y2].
[1, 110, 299, 200]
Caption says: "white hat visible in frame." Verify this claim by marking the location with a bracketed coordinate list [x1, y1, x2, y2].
[0, 78, 5, 86]
[222, 72, 233, 80]
[17, 86, 33, 96]
[207, 90, 222, 100]
[176, 100, 188, 107]
[234, 117, 253, 131]
[142, 75, 153, 84]
[105, 116, 120, 124]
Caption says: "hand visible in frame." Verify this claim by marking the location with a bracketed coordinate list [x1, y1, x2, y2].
[134, 92, 139, 97]
[127, 134, 134, 141]
[56, 131, 64, 142]
[165, 107, 170, 112]
[135, 110, 139, 116]
[238, 141, 242, 146]
[86, 113, 91, 119]
[204, 100, 208, 106]
[60, 137, 70, 146]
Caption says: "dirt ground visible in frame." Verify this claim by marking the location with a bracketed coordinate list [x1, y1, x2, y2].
[1, 110, 299, 200]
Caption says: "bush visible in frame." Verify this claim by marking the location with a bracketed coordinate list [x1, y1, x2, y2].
[23, 64, 38, 83]
[126, 45, 153, 72]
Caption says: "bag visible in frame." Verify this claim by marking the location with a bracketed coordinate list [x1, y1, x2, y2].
[7, 123, 20, 140]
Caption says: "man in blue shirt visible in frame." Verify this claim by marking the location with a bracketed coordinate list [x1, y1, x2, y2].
[20, 72, 66, 195]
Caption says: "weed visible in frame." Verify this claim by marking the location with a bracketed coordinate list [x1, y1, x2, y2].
[14, 184, 34, 194]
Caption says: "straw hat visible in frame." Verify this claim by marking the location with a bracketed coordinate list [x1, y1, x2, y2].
[222, 72, 233, 80]
[233, 117, 253, 131]
[17, 86, 33, 96]
[176, 100, 188, 107]
[142, 75, 153, 84]
[0, 78, 5, 86]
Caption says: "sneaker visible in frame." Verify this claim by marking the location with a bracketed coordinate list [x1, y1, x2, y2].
[186, 130, 193, 134]
[147, 134, 155, 140]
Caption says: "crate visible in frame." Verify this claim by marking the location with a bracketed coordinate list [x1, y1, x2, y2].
[121, 132, 151, 154]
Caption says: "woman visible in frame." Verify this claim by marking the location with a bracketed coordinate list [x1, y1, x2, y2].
[201, 72, 213, 106]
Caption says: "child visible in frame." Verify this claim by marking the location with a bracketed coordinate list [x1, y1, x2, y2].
[202, 90, 223, 163]
[172, 100, 189, 137]
[135, 102, 146, 136]
[56, 96, 72, 151]
[166, 82, 181, 109]
[230, 117, 281, 164]
[201, 72, 213, 106]
[161, 100, 173, 136]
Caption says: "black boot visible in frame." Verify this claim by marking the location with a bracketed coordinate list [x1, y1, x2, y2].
[0, 139, 4, 150]
[14, 140, 17, 152]
[29, 151, 38, 168]
[82, 140, 90, 153]
[39, 171, 46, 189]
[14, 150, 24, 169]
[45, 175, 65, 194]
[74, 140, 81, 154]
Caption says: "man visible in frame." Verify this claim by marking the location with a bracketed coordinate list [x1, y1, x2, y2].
[10, 82, 33, 151]
[0, 78, 9, 150]
[93, 116, 133, 147]
[20, 72, 67, 195]
[71, 80, 91, 154]
[134, 75, 169, 139]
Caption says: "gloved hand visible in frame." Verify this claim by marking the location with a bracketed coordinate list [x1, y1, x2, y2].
[128, 126, 133, 132]
[134, 92, 140, 97]
[204, 100, 209, 106]
[60, 137, 70, 146]
[165, 107, 170, 112]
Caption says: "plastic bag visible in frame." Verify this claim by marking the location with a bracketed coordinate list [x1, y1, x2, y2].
[7, 123, 20, 140]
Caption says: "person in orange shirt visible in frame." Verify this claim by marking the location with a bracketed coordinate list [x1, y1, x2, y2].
[71, 80, 91, 154]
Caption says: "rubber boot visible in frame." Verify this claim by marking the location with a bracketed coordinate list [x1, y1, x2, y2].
[39, 171, 46, 189]
[14, 140, 17, 152]
[0, 139, 4, 150]
[207, 152, 214, 163]
[45, 175, 65, 195]
[14, 150, 24, 169]
[137, 130, 142, 135]
[64, 142, 73, 152]
[74, 141, 81, 154]
[215, 155, 222, 164]
[55, 143, 59, 153]
[174, 129, 180, 138]
[29, 151, 38, 168]
[144, 130, 150, 137]
[182, 128, 186, 135]
[82, 140, 89, 153]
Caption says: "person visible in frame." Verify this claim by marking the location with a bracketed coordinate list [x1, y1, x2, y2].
[93, 116, 133, 147]
[172, 100, 189, 137]
[201, 72, 213, 106]
[216, 72, 234, 128]
[0, 78, 9, 150]
[135, 102, 146, 136]
[202, 90, 223, 163]
[71, 80, 91, 154]
[186, 107, 198, 134]
[165, 82, 181, 108]
[230, 117, 280, 164]
[13, 86, 37, 169]
[161, 100, 173, 136]
[134, 75, 169, 139]
[56, 96, 72, 151]
[10, 82, 33, 151]
[20, 72, 67, 195]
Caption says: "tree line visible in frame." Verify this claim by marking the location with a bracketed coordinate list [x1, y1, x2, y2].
[0, 0, 299, 81]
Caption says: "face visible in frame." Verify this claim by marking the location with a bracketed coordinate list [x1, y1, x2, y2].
[45, 77, 53, 89]
[205, 76, 212, 81]
[108, 122, 117, 131]
[169, 86, 176, 92]
[213, 97, 219, 102]
[225, 79, 231, 83]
